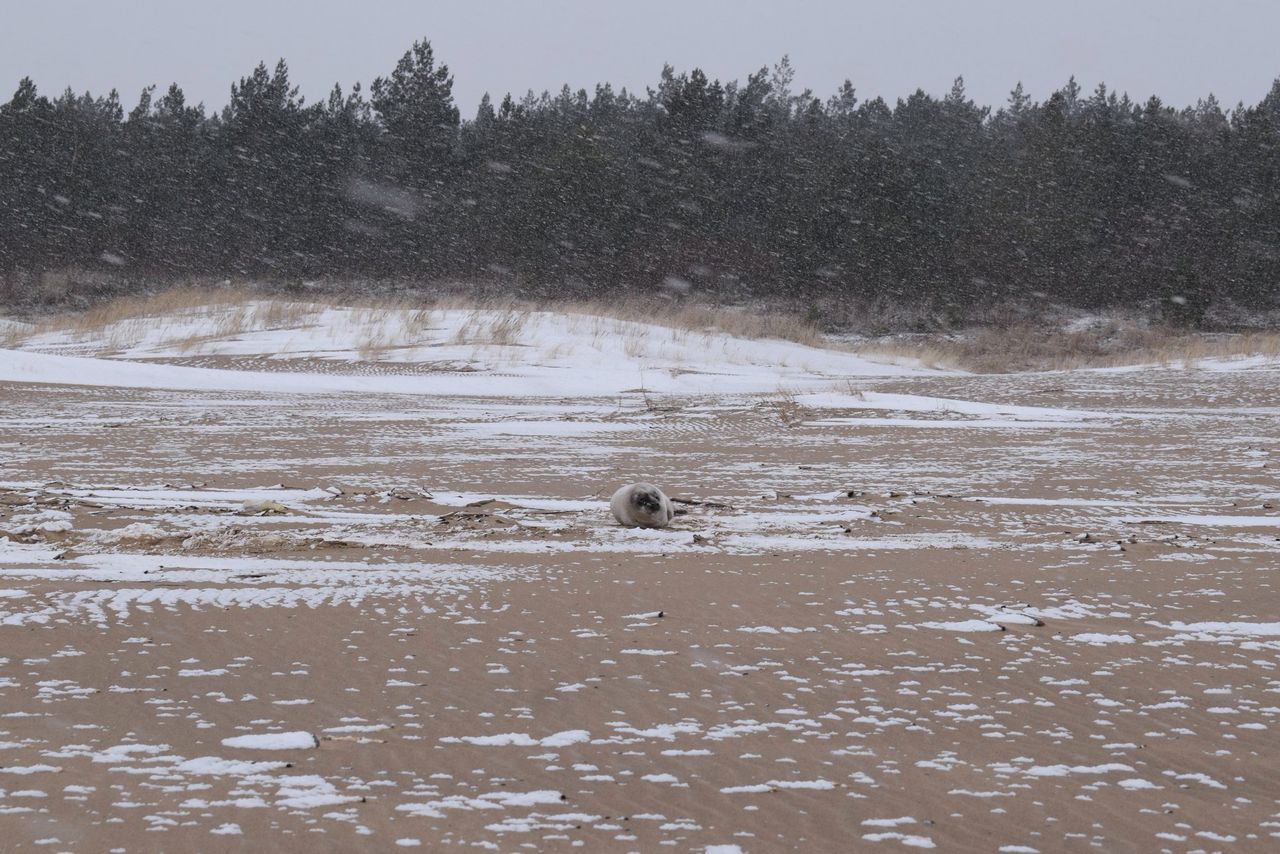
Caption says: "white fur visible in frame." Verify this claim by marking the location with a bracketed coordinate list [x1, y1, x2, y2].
[610, 483, 675, 528]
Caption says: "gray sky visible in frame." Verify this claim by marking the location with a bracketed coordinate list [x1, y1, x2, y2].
[4, 0, 1278, 116]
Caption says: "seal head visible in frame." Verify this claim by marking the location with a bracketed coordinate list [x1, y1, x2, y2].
[610, 482, 675, 528]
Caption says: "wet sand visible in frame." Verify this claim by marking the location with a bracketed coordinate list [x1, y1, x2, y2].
[1, 366, 1278, 851]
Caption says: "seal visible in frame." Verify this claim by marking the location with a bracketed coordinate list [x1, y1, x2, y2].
[610, 482, 675, 529]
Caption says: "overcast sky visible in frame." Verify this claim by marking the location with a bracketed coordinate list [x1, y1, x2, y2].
[4, 0, 1278, 116]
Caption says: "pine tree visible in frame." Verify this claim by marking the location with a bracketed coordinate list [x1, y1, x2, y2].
[827, 80, 858, 119]
[371, 39, 460, 176]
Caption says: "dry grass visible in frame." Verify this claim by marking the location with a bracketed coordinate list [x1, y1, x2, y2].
[857, 323, 1280, 373]
[483, 309, 526, 347]
[763, 387, 807, 427]
[9, 286, 255, 352]
[9, 287, 336, 355]
[0, 317, 31, 348]
[559, 299, 824, 347]
[622, 329, 647, 358]
[10, 286, 827, 353]
[256, 298, 319, 330]
[70, 287, 251, 333]
[355, 326, 393, 360]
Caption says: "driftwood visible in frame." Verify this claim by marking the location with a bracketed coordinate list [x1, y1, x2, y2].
[669, 497, 735, 510]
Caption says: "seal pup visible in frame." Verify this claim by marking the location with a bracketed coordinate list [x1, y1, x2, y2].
[610, 482, 675, 529]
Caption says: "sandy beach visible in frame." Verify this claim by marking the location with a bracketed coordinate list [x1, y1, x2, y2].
[2, 307, 1278, 851]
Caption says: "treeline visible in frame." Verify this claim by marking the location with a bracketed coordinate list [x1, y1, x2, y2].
[1, 40, 1279, 323]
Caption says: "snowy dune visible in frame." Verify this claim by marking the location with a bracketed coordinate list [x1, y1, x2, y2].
[2, 304, 944, 397]
[5, 301, 1273, 402]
